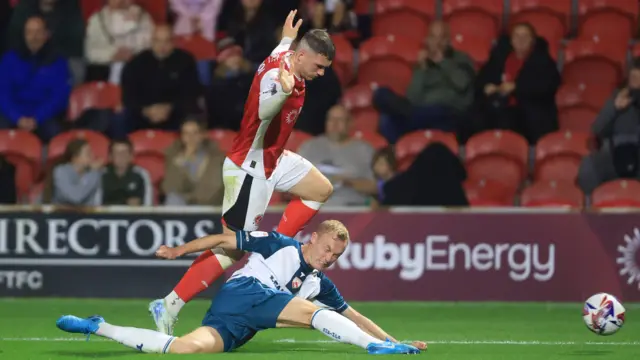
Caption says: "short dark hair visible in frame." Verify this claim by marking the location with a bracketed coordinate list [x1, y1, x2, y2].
[109, 139, 133, 153]
[300, 29, 335, 61]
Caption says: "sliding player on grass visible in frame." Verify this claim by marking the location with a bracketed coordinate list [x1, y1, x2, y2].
[56, 220, 426, 355]
[148, 11, 338, 335]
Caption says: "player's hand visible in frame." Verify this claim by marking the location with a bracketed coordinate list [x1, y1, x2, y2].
[278, 59, 295, 94]
[155, 245, 182, 260]
[282, 10, 303, 40]
[412, 341, 427, 350]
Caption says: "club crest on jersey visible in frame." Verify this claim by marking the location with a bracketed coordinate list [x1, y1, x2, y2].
[291, 277, 302, 289]
[253, 214, 264, 227]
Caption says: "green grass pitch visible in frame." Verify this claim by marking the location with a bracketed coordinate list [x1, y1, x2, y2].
[0, 299, 638, 359]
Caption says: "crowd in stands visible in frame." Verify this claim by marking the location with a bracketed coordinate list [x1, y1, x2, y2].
[0, 0, 640, 209]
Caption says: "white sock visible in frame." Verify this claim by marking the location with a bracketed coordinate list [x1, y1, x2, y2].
[96, 322, 175, 354]
[163, 291, 186, 318]
[311, 309, 381, 349]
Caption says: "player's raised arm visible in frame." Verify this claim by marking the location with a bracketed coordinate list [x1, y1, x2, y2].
[271, 10, 302, 55]
[258, 61, 294, 119]
[155, 233, 237, 259]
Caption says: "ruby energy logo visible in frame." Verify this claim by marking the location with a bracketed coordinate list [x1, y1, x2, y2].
[617, 227, 640, 290]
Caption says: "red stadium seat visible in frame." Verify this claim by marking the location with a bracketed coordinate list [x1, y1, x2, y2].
[556, 83, 614, 111]
[67, 82, 121, 121]
[535, 131, 589, 182]
[286, 130, 314, 152]
[465, 130, 529, 191]
[128, 130, 178, 157]
[562, 39, 627, 87]
[358, 36, 422, 94]
[509, 0, 571, 37]
[342, 83, 379, 132]
[48, 130, 110, 165]
[395, 130, 459, 171]
[521, 180, 584, 207]
[443, 0, 502, 66]
[373, 0, 435, 42]
[134, 156, 165, 188]
[174, 35, 216, 60]
[592, 179, 640, 208]
[331, 34, 355, 86]
[208, 129, 237, 153]
[0, 130, 43, 199]
[558, 107, 599, 132]
[578, 0, 638, 41]
[351, 130, 389, 150]
[464, 178, 515, 206]
[632, 43, 640, 58]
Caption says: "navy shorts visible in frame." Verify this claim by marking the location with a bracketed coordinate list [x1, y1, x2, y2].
[201, 276, 294, 352]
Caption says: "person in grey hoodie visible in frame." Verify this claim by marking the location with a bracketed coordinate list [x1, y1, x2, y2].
[51, 138, 104, 206]
[577, 58, 640, 194]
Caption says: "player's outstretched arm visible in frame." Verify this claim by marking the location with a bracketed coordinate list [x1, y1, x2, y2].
[156, 233, 237, 259]
[342, 307, 427, 350]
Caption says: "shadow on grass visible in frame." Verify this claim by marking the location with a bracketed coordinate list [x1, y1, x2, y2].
[48, 350, 135, 358]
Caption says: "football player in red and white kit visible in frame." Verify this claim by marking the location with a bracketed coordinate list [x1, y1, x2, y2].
[149, 11, 338, 335]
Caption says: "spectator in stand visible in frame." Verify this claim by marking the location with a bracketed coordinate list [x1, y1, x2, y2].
[8, 0, 85, 83]
[121, 25, 202, 132]
[163, 118, 225, 206]
[578, 58, 640, 194]
[169, 0, 224, 42]
[49, 139, 103, 206]
[205, 40, 253, 130]
[100, 139, 153, 206]
[381, 143, 468, 207]
[0, 155, 17, 204]
[475, 22, 560, 144]
[370, 146, 398, 206]
[298, 105, 375, 206]
[373, 21, 476, 143]
[0, 16, 71, 142]
[221, 0, 278, 67]
[311, 0, 354, 33]
[84, 0, 154, 83]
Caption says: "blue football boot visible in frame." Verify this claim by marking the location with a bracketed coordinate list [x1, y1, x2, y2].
[56, 315, 104, 341]
[367, 340, 421, 355]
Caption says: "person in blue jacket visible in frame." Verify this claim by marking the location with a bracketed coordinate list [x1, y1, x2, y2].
[0, 16, 71, 142]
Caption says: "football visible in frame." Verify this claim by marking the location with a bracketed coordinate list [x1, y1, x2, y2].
[582, 293, 626, 336]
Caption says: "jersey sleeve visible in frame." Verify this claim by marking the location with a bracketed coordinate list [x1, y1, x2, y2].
[258, 67, 290, 120]
[271, 37, 294, 55]
[235, 230, 297, 258]
[313, 273, 349, 313]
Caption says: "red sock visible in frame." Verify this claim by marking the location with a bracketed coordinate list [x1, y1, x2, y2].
[277, 197, 323, 237]
[173, 250, 224, 302]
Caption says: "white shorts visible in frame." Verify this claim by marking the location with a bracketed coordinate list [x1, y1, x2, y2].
[221, 150, 313, 231]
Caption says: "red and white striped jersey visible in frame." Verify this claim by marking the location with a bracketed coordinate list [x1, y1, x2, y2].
[227, 38, 306, 179]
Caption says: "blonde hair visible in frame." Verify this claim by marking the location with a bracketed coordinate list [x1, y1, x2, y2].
[317, 220, 350, 243]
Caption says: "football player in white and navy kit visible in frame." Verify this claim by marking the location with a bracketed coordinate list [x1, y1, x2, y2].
[55, 220, 426, 355]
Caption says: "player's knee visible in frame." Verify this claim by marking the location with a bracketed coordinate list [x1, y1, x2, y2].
[315, 177, 333, 202]
[169, 337, 211, 354]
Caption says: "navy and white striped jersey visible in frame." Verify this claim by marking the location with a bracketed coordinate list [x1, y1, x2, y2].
[232, 230, 349, 313]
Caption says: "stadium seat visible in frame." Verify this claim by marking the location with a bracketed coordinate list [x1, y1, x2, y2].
[48, 130, 110, 166]
[351, 130, 389, 150]
[331, 34, 355, 86]
[632, 42, 640, 58]
[578, 0, 638, 41]
[558, 107, 599, 132]
[67, 82, 121, 121]
[592, 179, 640, 208]
[562, 39, 627, 87]
[535, 131, 590, 182]
[342, 83, 379, 132]
[286, 130, 314, 152]
[556, 82, 614, 112]
[373, 0, 435, 42]
[0, 130, 43, 199]
[520, 180, 584, 207]
[465, 130, 529, 191]
[128, 130, 178, 157]
[509, 0, 571, 38]
[358, 36, 422, 94]
[443, 0, 502, 59]
[395, 130, 459, 171]
[464, 178, 515, 206]
[174, 35, 216, 60]
[208, 129, 237, 153]
[134, 156, 165, 189]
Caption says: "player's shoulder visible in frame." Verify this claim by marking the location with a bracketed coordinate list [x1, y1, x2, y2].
[248, 230, 299, 248]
